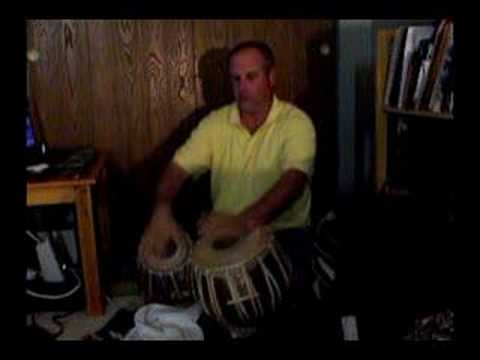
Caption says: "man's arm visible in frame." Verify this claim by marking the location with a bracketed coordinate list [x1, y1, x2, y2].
[241, 168, 308, 231]
[153, 161, 189, 215]
[138, 161, 190, 270]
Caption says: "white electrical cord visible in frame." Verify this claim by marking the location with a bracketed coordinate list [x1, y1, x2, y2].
[25, 268, 82, 300]
[26, 229, 42, 244]
[26, 229, 82, 300]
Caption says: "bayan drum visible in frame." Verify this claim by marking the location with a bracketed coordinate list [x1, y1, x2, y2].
[191, 227, 292, 330]
[138, 235, 194, 305]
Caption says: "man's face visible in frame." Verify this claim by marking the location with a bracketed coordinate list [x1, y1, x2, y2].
[229, 48, 275, 115]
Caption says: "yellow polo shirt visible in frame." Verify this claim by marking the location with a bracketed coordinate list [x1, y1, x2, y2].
[173, 96, 316, 231]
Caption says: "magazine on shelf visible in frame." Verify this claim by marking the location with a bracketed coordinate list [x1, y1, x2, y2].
[397, 25, 435, 109]
[428, 21, 454, 114]
[384, 27, 407, 108]
[418, 20, 450, 110]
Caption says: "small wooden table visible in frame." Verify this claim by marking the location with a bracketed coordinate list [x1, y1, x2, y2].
[27, 153, 110, 316]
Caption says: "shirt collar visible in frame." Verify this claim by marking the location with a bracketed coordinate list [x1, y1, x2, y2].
[229, 95, 281, 128]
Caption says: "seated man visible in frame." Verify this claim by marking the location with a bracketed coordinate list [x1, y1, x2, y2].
[138, 40, 317, 307]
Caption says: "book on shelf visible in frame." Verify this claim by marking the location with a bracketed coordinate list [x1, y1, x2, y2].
[397, 25, 435, 109]
[384, 27, 407, 108]
[383, 19, 454, 117]
[418, 20, 453, 112]
[411, 36, 435, 110]
[404, 36, 433, 110]
[428, 21, 454, 114]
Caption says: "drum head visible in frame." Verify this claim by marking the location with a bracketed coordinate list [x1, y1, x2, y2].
[142, 235, 192, 273]
[192, 227, 274, 269]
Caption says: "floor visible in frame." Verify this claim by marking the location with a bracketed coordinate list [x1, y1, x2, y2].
[25, 278, 344, 341]
[27, 295, 142, 341]
[25, 276, 455, 341]
[26, 277, 143, 341]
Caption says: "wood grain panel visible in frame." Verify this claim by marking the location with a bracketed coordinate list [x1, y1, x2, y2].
[127, 20, 198, 223]
[28, 20, 94, 148]
[263, 20, 296, 101]
[113, 20, 145, 170]
[160, 20, 197, 140]
[193, 20, 232, 110]
[141, 20, 169, 152]
[28, 20, 57, 144]
[227, 19, 267, 45]
[62, 20, 94, 147]
[86, 20, 118, 164]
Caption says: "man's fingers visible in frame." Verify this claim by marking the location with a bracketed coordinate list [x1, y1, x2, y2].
[199, 219, 216, 237]
[198, 214, 211, 236]
[138, 219, 190, 271]
[137, 237, 150, 269]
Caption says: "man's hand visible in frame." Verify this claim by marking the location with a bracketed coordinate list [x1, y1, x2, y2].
[197, 211, 249, 239]
[137, 205, 189, 272]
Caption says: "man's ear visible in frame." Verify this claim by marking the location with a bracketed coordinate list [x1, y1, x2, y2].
[268, 68, 276, 87]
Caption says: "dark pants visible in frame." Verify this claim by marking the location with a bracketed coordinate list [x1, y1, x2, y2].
[274, 227, 314, 305]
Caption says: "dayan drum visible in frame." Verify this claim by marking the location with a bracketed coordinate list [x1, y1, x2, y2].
[191, 227, 292, 329]
[138, 235, 194, 305]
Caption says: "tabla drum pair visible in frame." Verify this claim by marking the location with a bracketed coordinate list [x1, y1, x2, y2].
[138, 227, 293, 331]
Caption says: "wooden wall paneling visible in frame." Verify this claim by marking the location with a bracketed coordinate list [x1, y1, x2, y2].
[113, 20, 145, 170]
[88, 20, 148, 268]
[192, 20, 233, 110]
[227, 19, 268, 45]
[86, 20, 118, 164]
[291, 20, 316, 108]
[86, 20, 131, 172]
[27, 20, 64, 146]
[121, 20, 150, 169]
[27, 20, 52, 141]
[263, 20, 297, 102]
[124, 21, 198, 229]
[64, 20, 95, 147]
[142, 20, 170, 153]
[29, 20, 94, 148]
[160, 20, 197, 141]
[45, 19, 64, 124]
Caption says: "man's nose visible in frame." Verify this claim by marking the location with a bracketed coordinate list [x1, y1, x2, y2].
[238, 78, 248, 93]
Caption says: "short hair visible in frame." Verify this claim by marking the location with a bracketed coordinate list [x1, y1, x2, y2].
[228, 41, 275, 71]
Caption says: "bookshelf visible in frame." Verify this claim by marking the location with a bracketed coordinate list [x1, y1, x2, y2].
[384, 106, 453, 121]
[375, 22, 454, 195]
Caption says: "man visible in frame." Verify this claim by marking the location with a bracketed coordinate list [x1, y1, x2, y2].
[138, 41, 316, 304]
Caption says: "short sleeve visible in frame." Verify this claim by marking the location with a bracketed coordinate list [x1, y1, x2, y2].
[173, 113, 216, 177]
[280, 111, 316, 178]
